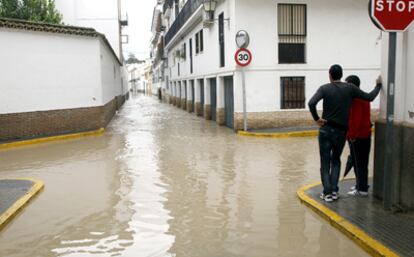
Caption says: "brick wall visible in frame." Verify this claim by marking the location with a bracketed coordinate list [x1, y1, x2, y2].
[0, 96, 126, 142]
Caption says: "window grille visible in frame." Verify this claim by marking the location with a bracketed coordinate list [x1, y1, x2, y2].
[278, 4, 306, 63]
[280, 77, 306, 109]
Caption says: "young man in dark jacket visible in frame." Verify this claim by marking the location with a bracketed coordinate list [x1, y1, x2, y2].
[308, 65, 381, 202]
[345, 75, 372, 196]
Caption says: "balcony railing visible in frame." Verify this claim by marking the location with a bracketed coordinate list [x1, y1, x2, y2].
[165, 0, 203, 46]
[163, 0, 173, 13]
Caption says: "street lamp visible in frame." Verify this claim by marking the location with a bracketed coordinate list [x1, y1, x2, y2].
[203, 0, 217, 21]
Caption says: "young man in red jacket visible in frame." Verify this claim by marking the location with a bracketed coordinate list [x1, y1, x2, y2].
[345, 75, 372, 196]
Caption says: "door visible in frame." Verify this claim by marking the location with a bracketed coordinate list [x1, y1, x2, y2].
[200, 79, 205, 114]
[184, 82, 187, 101]
[191, 81, 195, 111]
[224, 76, 234, 128]
[210, 78, 217, 121]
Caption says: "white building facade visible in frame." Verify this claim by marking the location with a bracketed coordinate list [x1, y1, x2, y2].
[0, 18, 127, 141]
[127, 60, 152, 93]
[158, 0, 382, 130]
[54, 0, 127, 62]
[150, 6, 168, 98]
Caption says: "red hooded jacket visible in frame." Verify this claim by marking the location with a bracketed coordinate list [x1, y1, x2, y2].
[346, 99, 372, 140]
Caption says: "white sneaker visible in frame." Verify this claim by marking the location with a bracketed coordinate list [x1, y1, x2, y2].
[320, 193, 334, 202]
[332, 192, 339, 200]
[347, 189, 368, 197]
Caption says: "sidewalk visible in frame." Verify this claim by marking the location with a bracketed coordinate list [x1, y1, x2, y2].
[238, 126, 319, 138]
[0, 179, 44, 229]
[298, 179, 414, 257]
[0, 128, 104, 150]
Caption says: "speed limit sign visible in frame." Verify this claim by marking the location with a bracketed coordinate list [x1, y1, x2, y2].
[235, 48, 252, 67]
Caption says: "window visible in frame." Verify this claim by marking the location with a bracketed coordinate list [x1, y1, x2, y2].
[278, 4, 306, 63]
[219, 13, 225, 67]
[280, 77, 305, 109]
[189, 38, 193, 74]
[195, 33, 199, 54]
[195, 29, 204, 54]
[199, 29, 203, 52]
[181, 43, 186, 60]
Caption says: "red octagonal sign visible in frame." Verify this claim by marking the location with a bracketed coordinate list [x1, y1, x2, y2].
[370, 0, 414, 31]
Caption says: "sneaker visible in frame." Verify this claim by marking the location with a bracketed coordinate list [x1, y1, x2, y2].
[332, 192, 339, 200]
[350, 186, 356, 191]
[320, 193, 334, 202]
[347, 189, 368, 197]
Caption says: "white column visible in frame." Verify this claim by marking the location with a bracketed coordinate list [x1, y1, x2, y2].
[217, 76, 225, 108]
[204, 77, 211, 105]
[181, 81, 185, 100]
[194, 79, 200, 102]
[187, 80, 193, 101]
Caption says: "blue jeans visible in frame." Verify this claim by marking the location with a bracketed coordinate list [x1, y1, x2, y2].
[318, 126, 347, 195]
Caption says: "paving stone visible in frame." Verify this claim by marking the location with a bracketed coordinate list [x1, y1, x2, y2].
[306, 179, 414, 257]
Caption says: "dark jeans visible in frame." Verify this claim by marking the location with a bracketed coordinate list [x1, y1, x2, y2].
[349, 138, 371, 192]
[318, 126, 347, 195]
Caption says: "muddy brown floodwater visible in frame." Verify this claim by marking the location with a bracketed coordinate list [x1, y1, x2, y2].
[0, 94, 370, 257]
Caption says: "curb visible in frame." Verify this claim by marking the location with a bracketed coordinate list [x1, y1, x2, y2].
[297, 182, 399, 257]
[0, 178, 44, 230]
[238, 130, 318, 138]
[0, 128, 105, 150]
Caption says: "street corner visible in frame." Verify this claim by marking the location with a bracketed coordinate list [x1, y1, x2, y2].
[238, 126, 319, 138]
[0, 128, 105, 151]
[0, 179, 44, 230]
[297, 179, 412, 257]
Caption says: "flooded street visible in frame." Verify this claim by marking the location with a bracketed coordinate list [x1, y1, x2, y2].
[0, 95, 369, 257]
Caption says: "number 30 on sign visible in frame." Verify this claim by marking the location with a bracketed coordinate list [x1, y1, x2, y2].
[235, 48, 252, 67]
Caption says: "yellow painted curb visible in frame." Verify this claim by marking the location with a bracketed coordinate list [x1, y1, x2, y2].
[297, 182, 399, 257]
[0, 128, 104, 150]
[238, 127, 375, 138]
[238, 130, 319, 138]
[0, 178, 44, 230]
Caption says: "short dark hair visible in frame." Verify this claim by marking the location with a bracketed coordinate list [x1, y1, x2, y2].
[329, 64, 343, 81]
[345, 75, 361, 88]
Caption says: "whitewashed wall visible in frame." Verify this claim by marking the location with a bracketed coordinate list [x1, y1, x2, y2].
[233, 0, 381, 113]
[0, 29, 101, 114]
[167, 1, 235, 81]
[0, 29, 123, 114]
[55, 0, 121, 60]
[99, 37, 123, 104]
[380, 27, 414, 124]
[167, 0, 381, 114]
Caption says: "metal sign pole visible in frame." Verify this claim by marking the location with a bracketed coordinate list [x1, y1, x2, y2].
[242, 69, 247, 131]
[383, 32, 397, 210]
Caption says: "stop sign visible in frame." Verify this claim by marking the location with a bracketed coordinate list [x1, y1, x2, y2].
[370, 0, 414, 31]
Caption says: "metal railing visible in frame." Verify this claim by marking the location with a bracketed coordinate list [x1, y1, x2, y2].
[163, 0, 173, 13]
[165, 0, 203, 46]
[278, 4, 307, 63]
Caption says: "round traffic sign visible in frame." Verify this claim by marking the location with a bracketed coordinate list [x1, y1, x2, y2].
[370, 0, 414, 31]
[235, 48, 252, 67]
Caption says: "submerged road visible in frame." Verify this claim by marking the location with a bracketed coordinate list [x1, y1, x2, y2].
[0, 94, 369, 257]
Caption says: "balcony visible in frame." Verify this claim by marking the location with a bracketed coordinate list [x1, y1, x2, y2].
[164, 0, 203, 46]
[163, 0, 173, 14]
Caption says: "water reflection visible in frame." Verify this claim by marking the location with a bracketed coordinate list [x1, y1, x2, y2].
[0, 95, 369, 257]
